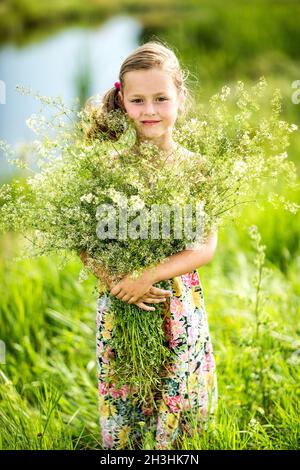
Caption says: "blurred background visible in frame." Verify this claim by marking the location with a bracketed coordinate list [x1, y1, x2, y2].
[0, 0, 299, 450]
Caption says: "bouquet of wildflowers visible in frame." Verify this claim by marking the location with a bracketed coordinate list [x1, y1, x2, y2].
[0, 77, 298, 405]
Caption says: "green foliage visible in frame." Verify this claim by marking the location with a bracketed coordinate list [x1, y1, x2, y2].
[1, 78, 298, 274]
[1, 2, 300, 446]
[0, 77, 298, 419]
[0, 222, 299, 449]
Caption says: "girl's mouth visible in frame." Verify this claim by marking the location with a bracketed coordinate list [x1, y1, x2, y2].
[141, 121, 161, 125]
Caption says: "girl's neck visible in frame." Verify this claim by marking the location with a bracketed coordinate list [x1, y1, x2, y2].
[133, 136, 178, 158]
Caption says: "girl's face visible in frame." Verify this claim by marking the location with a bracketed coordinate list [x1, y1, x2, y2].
[118, 68, 186, 144]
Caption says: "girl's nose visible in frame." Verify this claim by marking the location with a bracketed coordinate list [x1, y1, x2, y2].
[144, 102, 155, 114]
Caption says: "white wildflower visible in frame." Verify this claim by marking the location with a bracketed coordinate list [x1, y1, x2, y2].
[274, 152, 288, 164]
[80, 193, 94, 204]
[289, 123, 298, 132]
[278, 120, 286, 128]
[248, 418, 260, 431]
[26, 115, 38, 131]
[128, 195, 145, 212]
[107, 188, 128, 208]
[220, 85, 231, 101]
[233, 160, 247, 175]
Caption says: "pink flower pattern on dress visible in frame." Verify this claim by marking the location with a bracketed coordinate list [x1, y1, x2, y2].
[109, 383, 130, 400]
[101, 427, 114, 448]
[98, 381, 108, 396]
[180, 271, 201, 288]
[200, 342, 216, 372]
[102, 346, 115, 364]
[170, 297, 185, 319]
[164, 395, 182, 412]
[170, 318, 186, 341]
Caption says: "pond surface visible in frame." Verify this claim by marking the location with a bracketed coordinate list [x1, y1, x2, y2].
[0, 15, 142, 176]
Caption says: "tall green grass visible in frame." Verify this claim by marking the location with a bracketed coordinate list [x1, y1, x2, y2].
[0, 199, 299, 449]
[1, 0, 299, 450]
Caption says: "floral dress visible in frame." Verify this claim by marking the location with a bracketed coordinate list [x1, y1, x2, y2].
[96, 269, 218, 450]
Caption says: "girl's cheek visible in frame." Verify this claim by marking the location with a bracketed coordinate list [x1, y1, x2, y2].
[126, 107, 140, 120]
[132, 113, 141, 121]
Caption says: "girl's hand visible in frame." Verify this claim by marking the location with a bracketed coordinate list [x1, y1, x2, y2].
[79, 251, 172, 311]
[133, 285, 172, 311]
[137, 285, 172, 304]
[110, 270, 169, 306]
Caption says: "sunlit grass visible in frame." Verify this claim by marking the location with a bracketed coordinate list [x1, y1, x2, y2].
[0, 198, 299, 449]
[1, 0, 300, 451]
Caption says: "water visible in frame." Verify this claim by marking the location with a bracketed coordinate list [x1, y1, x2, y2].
[0, 15, 142, 176]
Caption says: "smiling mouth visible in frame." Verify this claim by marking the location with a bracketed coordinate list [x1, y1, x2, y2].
[141, 120, 161, 124]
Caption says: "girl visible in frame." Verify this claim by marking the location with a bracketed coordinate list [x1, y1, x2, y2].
[81, 41, 218, 450]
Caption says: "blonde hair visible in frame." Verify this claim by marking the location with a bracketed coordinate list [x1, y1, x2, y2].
[83, 40, 191, 142]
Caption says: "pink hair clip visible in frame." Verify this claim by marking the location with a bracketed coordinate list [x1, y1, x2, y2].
[114, 81, 121, 90]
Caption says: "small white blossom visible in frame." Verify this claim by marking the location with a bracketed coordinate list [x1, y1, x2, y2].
[128, 195, 145, 212]
[107, 188, 128, 208]
[289, 123, 298, 132]
[233, 160, 247, 175]
[220, 85, 231, 101]
[80, 193, 94, 203]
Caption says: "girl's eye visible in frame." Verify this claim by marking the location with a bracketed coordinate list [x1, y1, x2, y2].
[130, 97, 168, 103]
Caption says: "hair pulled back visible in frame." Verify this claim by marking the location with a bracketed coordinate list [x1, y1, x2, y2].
[83, 40, 190, 142]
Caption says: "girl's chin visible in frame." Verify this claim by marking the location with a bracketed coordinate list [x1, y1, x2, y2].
[141, 124, 161, 129]
[140, 126, 164, 134]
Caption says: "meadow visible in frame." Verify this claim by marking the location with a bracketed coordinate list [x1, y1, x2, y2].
[0, 199, 299, 449]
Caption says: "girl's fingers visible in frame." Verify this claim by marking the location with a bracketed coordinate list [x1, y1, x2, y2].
[120, 296, 166, 305]
[134, 302, 155, 312]
[110, 286, 122, 296]
[140, 297, 166, 304]
[120, 294, 132, 302]
[146, 292, 166, 299]
[149, 286, 172, 296]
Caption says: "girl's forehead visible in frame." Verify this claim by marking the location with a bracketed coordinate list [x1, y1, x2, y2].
[123, 69, 176, 95]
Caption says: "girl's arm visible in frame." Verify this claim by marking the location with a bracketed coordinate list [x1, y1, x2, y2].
[79, 250, 172, 310]
[147, 229, 218, 284]
[110, 229, 218, 304]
